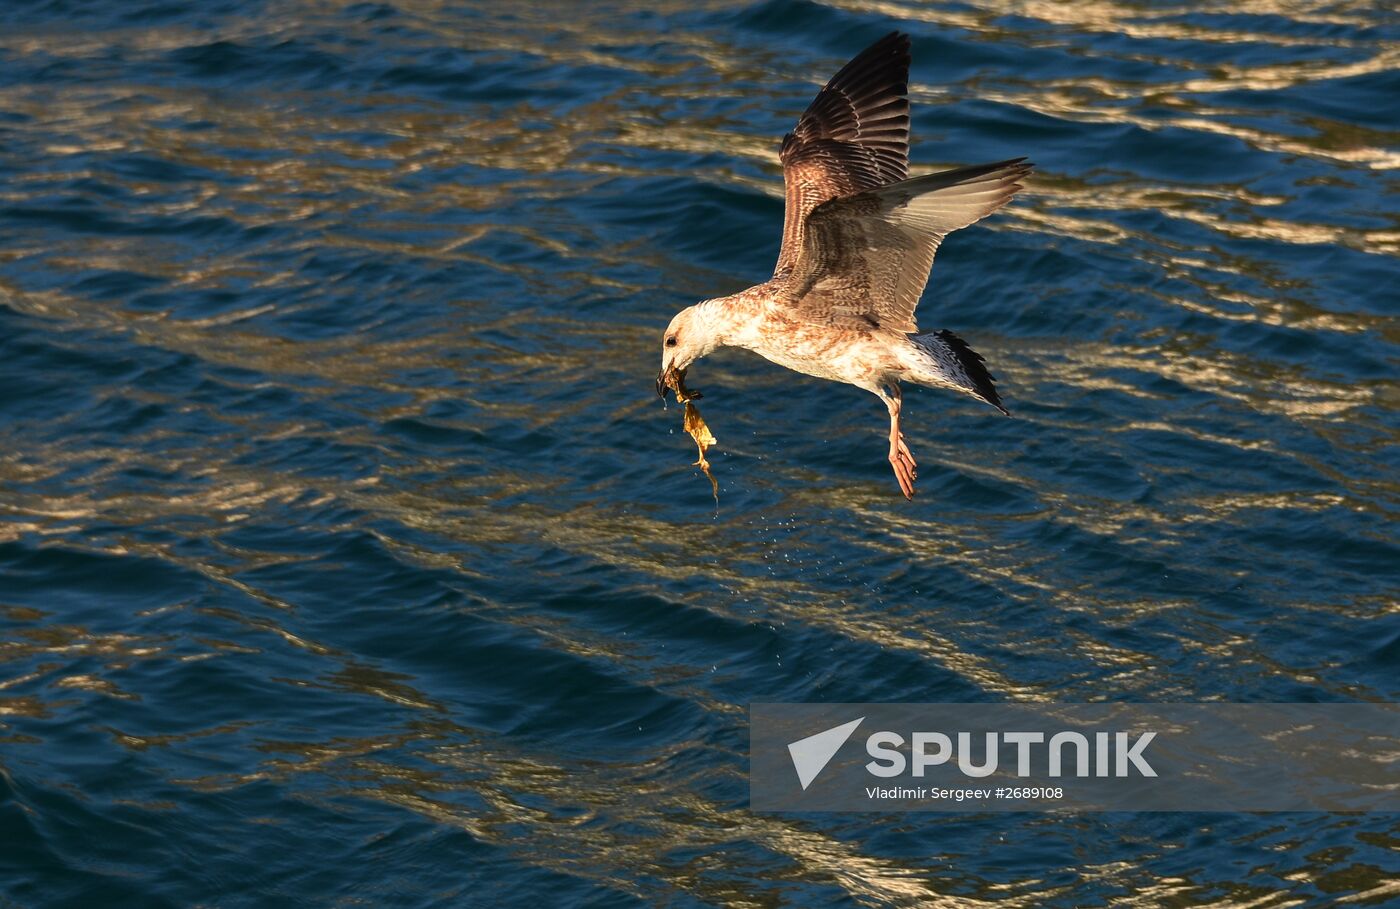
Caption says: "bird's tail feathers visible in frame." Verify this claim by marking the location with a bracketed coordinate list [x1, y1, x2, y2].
[905, 329, 1008, 414]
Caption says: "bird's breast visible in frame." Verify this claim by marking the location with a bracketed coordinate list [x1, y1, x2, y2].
[748, 323, 899, 387]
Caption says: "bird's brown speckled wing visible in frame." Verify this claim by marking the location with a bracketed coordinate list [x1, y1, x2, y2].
[773, 32, 910, 276]
[783, 158, 1032, 332]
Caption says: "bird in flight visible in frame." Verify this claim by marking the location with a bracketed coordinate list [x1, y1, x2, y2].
[656, 32, 1030, 500]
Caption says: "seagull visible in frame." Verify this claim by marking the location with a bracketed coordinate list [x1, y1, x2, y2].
[656, 31, 1031, 500]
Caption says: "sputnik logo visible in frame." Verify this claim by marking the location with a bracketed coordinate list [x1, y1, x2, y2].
[787, 717, 864, 790]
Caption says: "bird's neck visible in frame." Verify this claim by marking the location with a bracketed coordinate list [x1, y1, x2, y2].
[698, 287, 769, 351]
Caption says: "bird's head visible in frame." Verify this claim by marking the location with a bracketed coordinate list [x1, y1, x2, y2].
[656, 302, 722, 399]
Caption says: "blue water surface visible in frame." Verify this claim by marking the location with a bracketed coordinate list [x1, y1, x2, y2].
[1, 0, 1398, 906]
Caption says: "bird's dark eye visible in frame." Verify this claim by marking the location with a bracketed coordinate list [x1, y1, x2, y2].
[665, 337, 678, 347]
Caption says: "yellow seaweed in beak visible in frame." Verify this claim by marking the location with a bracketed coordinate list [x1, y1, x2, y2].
[663, 367, 718, 504]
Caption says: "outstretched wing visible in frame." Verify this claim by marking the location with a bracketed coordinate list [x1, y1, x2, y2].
[774, 32, 911, 276]
[782, 158, 1032, 332]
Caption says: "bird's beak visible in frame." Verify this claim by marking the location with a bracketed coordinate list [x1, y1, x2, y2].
[657, 363, 688, 400]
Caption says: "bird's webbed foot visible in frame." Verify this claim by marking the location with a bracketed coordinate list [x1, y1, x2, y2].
[888, 433, 917, 500]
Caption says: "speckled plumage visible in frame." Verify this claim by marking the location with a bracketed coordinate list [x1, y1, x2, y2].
[658, 32, 1031, 499]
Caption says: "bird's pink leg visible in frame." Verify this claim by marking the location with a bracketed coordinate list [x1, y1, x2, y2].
[883, 385, 917, 500]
